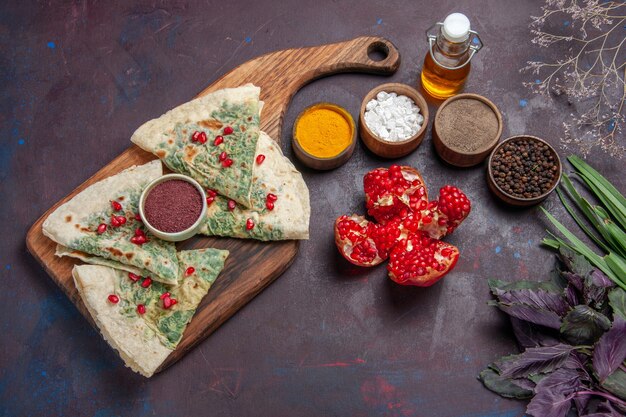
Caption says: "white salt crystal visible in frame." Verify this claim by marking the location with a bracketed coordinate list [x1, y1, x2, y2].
[363, 91, 423, 142]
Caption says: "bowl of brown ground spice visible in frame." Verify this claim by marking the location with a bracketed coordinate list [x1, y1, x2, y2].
[487, 135, 562, 206]
[433, 93, 503, 167]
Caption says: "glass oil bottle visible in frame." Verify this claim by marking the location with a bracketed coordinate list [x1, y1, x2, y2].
[421, 13, 483, 99]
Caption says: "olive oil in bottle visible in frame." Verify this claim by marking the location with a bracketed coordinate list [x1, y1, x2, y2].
[421, 13, 482, 99]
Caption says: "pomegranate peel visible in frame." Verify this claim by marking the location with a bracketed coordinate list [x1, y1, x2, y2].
[334, 214, 386, 267]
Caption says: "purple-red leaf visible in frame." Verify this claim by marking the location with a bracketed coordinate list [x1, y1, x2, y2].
[491, 287, 570, 316]
[510, 317, 560, 349]
[526, 366, 582, 417]
[560, 305, 611, 345]
[492, 301, 563, 329]
[497, 344, 575, 378]
[593, 316, 626, 382]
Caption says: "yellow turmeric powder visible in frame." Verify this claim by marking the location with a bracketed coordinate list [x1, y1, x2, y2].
[295, 105, 353, 158]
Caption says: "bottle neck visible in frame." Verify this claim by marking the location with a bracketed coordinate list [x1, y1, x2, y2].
[435, 27, 471, 57]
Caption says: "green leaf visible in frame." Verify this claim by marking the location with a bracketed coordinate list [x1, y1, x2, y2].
[605, 253, 626, 287]
[542, 237, 561, 250]
[560, 305, 611, 345]
[601, 368, 626, 401]
[478, 367, 533, 399]
[568, 155, 626, 230]
[578, 170, 626, 231]
[608, 288, 626, 321]
[568, 156, 626, 208]
[542, 209, 626, 290]
[558, 176, 610, 253]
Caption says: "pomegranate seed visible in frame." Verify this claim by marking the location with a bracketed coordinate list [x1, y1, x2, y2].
[115, 215, 127, 226]
[110, 215, 120, 227]
[96, 223, 107, 234]
[185, 266, 195, 276]
[160, 292, 170, 300]
[222, 158, 233, 167]
[191, 131, 201, 142]
[213, 135, 224, 146]
[256, 154, 266, 165]
[219, 151, 227, 161]
[266, 193, 278, 202]
[206, 196, 215, 206]
[130, 235, 147, 245]
[141, 277, 152, 288]
[111, 201, 122, 211]
[266, 201, 274, 210]
[170, 299, 177, 306]
[227, 200, 236, 211]
[134, 213, 142, 221]
[223, 126, 234, 135]
[163, 297, 172, 309]
[246, 218, 255, 230]
[134, 228, 145, 237]
[128, 272, 141, 282]
[198, 132, 207, 144]
[206, 189, 216, 198]
[137, 304, 146, 315]
[107, 294, 119, 304]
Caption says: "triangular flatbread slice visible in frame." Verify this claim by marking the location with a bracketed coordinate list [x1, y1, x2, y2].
[43, 161, 180, 285]
[72, 248, 228, 377]
[200, 131, 310, 240]
[131, 84, 261, 208]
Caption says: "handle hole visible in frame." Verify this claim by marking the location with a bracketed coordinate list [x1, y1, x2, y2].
[367, 41, 389, 62]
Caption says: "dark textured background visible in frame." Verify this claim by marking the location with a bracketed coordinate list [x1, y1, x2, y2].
[1, 1, 623, 416]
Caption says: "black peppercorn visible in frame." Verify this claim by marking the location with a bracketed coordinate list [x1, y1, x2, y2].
[491, 138, 558, 199]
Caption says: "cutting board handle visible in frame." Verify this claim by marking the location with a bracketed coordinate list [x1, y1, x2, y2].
[200, 35, 402, 141]
[302, 36, 401, 78]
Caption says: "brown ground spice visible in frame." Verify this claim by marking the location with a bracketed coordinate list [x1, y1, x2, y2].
[144, 179, 202, 233]
[437, 99, 499, 153]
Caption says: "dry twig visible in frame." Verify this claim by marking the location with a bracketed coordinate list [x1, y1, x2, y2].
[521, 0, 625, 158]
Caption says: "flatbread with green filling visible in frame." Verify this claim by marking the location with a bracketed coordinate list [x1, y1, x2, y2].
[42, 161, 181, 285]
[72, 248, 228, 377]
[200, 131, 310, 240]
[130, 84, 261, 208]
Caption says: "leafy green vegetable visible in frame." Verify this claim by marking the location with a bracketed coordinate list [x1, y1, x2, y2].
[495, 344, 576, 378]
[592, 316, 626, 382]
[608, 288, 626, 321]
[601, 369, 626, 402]
[560, 305, 611, 345]
[480, 156, 626, 415]
[478, 367, 533, 399]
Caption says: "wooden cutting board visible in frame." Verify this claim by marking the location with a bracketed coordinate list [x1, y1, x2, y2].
[26, 36, 400, 373]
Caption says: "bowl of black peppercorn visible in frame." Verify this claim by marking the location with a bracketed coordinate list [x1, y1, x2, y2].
[487, 135, 562, 206]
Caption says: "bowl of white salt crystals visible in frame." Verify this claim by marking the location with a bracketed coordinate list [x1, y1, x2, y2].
[359, 83, 429, 158]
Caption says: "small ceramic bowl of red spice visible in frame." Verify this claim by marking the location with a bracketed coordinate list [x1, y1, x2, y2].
[139, 174, 207, 241]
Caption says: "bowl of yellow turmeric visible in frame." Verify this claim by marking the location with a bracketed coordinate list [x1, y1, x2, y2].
[292, 102, 357, 170]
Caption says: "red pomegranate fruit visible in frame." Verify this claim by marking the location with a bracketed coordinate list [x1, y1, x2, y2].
[335, 164, 470, 287]
[387, 231, 460, 287]
[335, 215, 388, 267]
[416, 185, 472, 239]
[364, 165, 428, 224]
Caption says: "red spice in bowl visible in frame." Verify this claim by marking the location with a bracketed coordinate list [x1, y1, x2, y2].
[143, 179, 203, 233]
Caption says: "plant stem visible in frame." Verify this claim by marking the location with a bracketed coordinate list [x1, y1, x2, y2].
[572, 390, 626, 407]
